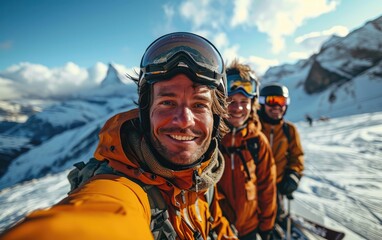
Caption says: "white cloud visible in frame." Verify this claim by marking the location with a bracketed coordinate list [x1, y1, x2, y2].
[222, 45, 241, 64]
[163, 3, 175, 20]
[231, 0, 339, 53]
[295, 25, 349, 45]
[212, 32, 229, 50]
[112, 63, 138, 83]
[246, 56, 279, 76]
[87, 62, 108, 84]
[293, 25, 349, 57]
[231, 0, 251, 27]
[288, 51, 311, 60]
[224, 53, 279, 76]
[213, 23, 280, 75]
[160, 3, 177, 33]
[179, 0, 225, 29]
[0, 77, 21, 99]
[0, 62, 111, 99]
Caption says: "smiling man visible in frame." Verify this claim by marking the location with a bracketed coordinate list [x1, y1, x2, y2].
[217, 60, 276, 240]
[1, 32, 237, 240]
[258, 83, 304, 238]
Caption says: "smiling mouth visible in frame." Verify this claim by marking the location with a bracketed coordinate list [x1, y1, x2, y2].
[170, 135, 196, 141]
[230, 114, 243, 118]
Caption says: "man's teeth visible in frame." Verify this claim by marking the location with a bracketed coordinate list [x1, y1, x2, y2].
[170, 135, 195, 141]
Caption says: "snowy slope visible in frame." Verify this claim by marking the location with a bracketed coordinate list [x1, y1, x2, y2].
[292, 112, 382, 239]
[1, 111, 381, 239]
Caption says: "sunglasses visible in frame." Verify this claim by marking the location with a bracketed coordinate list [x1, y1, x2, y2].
[227, 74, 257, 98]
[139, 32, 226, 94]
[259, 95, 289, 106]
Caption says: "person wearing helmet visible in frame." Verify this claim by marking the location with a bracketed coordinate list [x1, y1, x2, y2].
[1, 32, 237, 240]
[217, 59, 277, 240]
[258, 83, 304, 230]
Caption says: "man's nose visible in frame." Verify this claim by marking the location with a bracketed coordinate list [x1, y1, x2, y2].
[173, 106, 195, 128]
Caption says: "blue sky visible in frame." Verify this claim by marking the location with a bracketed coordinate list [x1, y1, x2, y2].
[0, 0, 382, 99]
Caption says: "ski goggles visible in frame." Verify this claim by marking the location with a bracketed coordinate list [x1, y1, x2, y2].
[139, 32, 226, 93]
[227, 74, 258, 98]
[259, 95, 290, 106]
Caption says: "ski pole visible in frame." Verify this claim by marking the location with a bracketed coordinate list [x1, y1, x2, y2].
[286, 194, 294, 240]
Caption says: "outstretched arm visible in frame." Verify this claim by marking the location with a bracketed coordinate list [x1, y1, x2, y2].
[1, 175, 153, 240]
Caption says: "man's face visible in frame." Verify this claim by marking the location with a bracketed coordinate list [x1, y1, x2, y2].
[149, 74, 214, 166]
[227, 93, 251, 128]
[264, 104, 286, 120]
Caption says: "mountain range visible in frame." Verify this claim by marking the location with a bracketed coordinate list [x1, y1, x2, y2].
[0, 16, 381, 189]
[262, 15, 382, 121]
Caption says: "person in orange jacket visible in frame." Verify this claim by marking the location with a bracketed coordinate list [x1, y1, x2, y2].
[217, 60, 277, 240]
[258, 83, 304, 227]
[0, 32, 237, 240]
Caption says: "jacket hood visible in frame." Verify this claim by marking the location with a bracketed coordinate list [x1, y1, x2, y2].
[93, 108, 225, 193]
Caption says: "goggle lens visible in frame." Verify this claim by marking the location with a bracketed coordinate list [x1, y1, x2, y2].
[227, 74, 257, 98]
[265, 96, 288, 106]
[140, 32, 225, 89]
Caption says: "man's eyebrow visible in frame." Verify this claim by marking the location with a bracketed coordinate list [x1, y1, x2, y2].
[194, 93, 212, 102]
[155, 85, 178, 97]
[193, 85, 212, 100]
[156, 91, 177, 98]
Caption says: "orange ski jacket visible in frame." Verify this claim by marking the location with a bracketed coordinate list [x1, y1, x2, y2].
[260, 120, 304, 183]
[217, 120, 277, 237]
[1, 109, 237, 240]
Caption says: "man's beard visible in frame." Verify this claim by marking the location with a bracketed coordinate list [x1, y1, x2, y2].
[150, 127, 210, 166]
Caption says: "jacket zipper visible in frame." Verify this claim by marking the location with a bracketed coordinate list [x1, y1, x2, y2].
[180, 190, 204, 238]
[180, 191, 194, 229]
[270, 126, 274, 147]
[230, 127, 236, 200]
[230, 127, 236, 170]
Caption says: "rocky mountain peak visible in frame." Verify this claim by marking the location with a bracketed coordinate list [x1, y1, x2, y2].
[304, 15, 382, 94]
[100, 63, 125, 87]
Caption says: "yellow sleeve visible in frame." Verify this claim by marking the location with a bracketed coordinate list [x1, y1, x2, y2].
[0, 175, 153, 240]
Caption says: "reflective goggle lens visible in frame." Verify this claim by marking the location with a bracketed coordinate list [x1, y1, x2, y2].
[264, 96, 288, 106]
[227, 74, 257, 98]
[140, 32, 225, 89]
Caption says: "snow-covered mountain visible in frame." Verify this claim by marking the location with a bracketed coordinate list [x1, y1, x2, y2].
[0, 64, 137, 186]
[100, 63, 127, 87]
[262, 15, 382, 122]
